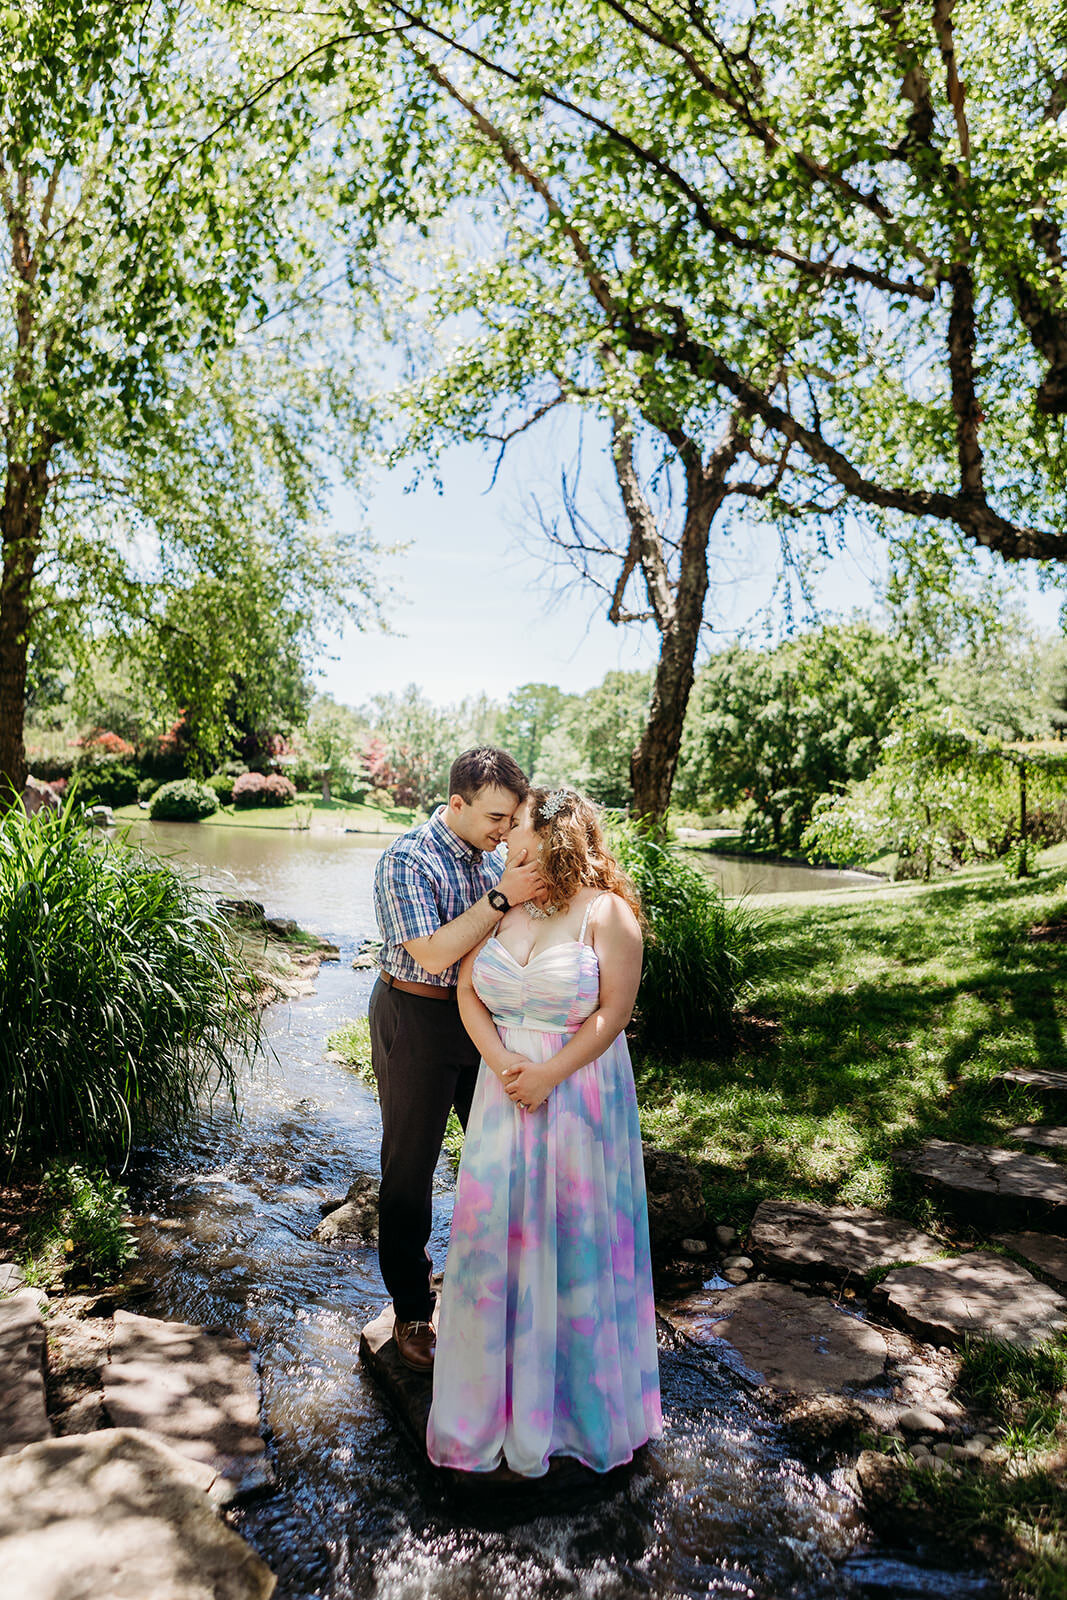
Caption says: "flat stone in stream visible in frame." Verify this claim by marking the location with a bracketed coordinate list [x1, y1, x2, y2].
[103, 1310, 271, 1500]
[748, 1200, 943, 1282]
[995, 1230, 1067, 1285]
[359, 1304, 639, 1498]
[0, 1288, 52, 1456]
[663, 1282, 888, 1393]
[874, 1252, 1067, 1347]
[0, 1428, 275, 1600]
[897, 1139, 1067, 1232]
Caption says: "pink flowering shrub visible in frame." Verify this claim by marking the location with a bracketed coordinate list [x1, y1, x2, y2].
[232, 772, 268, 808]
[263, 774, 296, 807]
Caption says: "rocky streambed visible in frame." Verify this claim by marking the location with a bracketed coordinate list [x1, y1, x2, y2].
[8, 928, 1065, 1597]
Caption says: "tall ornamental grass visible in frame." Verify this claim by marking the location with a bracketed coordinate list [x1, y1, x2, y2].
[613, 822, 762, 1057]
[0, 800, 261, 1163]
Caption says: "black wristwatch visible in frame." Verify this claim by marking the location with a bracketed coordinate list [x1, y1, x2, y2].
[487, 888, 510, 913]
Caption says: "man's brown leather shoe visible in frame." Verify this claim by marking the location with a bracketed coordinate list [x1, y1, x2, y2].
[394, 1317, 435, 1372]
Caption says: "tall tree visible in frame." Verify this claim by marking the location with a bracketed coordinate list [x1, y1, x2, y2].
[676, 623, 921, 849]
[326, 0, 1067, 814]
[495, 682, 575, 778]
[0, 0, 380, 792]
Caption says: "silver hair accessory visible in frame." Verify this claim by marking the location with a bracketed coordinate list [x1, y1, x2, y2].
[538, 789, 568, 823]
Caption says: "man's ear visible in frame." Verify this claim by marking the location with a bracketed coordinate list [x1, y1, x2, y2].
[447, 793, 465, 818]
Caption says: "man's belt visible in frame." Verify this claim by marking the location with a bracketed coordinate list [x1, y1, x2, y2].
[380, 970, 456, 1001]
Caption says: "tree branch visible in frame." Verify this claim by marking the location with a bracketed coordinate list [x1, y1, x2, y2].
[609, 413, 674, 631]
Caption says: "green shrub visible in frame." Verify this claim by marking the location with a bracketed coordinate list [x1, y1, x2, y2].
[74, 759, 141, 808]
[0, 800, 260, 1160]
[137, 776, 160, 802]
[41, 1161, 134, 1281]
[204, 772, 235, 805]
[149, 779, 219, 821]
[613, 820, 761, 1056]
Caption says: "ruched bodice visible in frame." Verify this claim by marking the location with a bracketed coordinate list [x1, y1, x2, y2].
[472, 935, 600, 1034]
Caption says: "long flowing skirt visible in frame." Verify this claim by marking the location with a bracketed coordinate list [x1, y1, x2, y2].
[426, 1023, 662, 1476]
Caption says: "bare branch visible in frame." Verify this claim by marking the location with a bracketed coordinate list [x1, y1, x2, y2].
[609, 413, 674, 630]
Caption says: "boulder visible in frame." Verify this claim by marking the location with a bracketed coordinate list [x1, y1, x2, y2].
[641, 1148, 706, 1254]
[897, 1139, 1067, 1233]
[663, 1281, 889, 1393]
[0, 1289, 52, 1455]
[749, 1199, 943, 1282]
[0, 1428, 275, 1600]
[22, 775, 60, 815]
[103, 1311, 271, 1499]
[875, 1251, 1067, 1347]
[315, 1173, 379, 1243]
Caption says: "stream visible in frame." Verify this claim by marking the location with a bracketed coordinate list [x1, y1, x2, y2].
[121, 821, 993, 1600]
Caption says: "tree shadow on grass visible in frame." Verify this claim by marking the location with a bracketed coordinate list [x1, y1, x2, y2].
[649, 938, 1067, 1222]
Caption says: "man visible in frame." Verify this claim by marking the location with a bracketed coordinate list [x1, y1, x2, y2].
[370, 746, 543, 1371]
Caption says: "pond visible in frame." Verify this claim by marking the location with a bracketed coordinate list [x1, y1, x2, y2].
[119, 817, 879, 934]
[120, 819, 986, 1600]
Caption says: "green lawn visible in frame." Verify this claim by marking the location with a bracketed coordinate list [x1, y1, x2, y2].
[637, 843, 1067, 1230]
[113, 794, 422, 832]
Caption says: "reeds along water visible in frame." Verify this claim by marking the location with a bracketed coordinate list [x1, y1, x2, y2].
[0, 799, 258, 1165]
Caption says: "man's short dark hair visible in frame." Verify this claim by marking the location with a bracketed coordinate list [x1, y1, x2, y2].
[449, 747, 528, 805]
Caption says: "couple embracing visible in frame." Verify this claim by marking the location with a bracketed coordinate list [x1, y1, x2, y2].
[370, 746, 662, 1479]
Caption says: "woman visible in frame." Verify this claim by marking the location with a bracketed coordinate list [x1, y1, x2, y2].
[426, 786, 662, 1477]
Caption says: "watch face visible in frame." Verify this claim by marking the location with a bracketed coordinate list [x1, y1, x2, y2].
[488, 888, 509, 911]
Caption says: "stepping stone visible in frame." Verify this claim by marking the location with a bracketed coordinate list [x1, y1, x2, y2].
[993, 1068, 1067, 1109]
[0, 1428, 275, 1600]
[0, 1289, 52, 1455]
[1008, 1124, 1067, 1153]
[103, 1310, 271, 1500]
[358, 1304, 627, 1500]
[874, 1252, 1067, 1347]
[663, 1282, 888, 1393]
[996, 1231, 1067, 1286]
[749, 1200, 942, 1282]
[897, 1139, 1067, 1233]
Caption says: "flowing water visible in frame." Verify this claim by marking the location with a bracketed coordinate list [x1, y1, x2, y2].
[121, 820, 993, 1600]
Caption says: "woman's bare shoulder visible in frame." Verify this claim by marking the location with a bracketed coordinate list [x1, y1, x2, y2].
[591, 890, 642, 937]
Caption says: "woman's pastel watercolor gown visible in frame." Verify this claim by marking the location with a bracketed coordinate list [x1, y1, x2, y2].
[426, 903, 662, 1477]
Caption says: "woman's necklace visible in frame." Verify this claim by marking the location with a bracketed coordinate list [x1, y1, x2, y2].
[525, 901, 561, 920]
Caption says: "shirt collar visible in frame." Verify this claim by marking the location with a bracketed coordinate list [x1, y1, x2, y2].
[429, 805, 482, 864]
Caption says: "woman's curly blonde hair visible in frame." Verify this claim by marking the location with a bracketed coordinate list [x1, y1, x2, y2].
[529, 788, 642, 922]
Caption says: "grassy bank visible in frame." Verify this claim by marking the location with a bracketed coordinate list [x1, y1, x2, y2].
[113, 794, 422, 833]
[636, 843, 1067, 1228]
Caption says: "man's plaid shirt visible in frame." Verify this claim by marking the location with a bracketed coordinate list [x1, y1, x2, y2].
[373, 806, 505, 988]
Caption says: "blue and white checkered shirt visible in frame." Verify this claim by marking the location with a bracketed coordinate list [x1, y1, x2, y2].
[374, 806, 505, 988]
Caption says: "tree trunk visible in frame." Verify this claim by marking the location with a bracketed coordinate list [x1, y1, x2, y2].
[1017, 758, 1029, 877]
[628, 458, 732, 821]
[0, 459, 47, 799]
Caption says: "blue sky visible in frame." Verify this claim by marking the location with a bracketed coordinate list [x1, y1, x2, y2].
[317, 434, 1065, 709]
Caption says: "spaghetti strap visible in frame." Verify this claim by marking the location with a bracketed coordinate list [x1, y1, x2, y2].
[578, 892, 606, 945]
